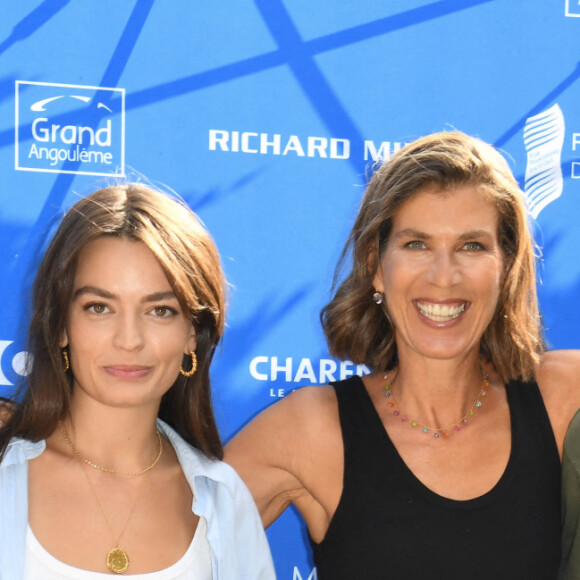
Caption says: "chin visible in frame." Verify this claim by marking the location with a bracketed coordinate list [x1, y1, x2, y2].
[413, 340, 478, 361]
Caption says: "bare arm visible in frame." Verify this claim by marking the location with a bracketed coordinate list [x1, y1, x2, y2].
[225, 390, 308, 527]
[225, 385, 344, 539]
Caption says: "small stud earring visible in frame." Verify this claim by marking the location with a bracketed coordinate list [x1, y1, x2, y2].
[372, 291, 383, 305]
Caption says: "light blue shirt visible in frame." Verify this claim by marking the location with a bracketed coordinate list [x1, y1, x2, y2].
[0, 420, 276, 579]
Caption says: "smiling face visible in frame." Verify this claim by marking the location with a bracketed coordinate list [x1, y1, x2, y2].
[373, 185, 504, 363]
[63, 237, 196, 412]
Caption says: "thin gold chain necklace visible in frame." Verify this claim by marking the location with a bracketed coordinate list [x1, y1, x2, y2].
[58, 422, 162, 574]
[383, 368, 489, 438]
[58, 421, 163, 476]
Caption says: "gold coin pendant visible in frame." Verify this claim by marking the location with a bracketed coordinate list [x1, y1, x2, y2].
[107, 547, 130, 574]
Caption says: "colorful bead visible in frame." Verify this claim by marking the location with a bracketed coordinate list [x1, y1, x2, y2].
[382, 369, 488, 440]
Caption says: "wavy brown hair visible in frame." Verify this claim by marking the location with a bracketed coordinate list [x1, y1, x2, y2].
[321, 131, 542, 382]
[1, 184, 226, 460]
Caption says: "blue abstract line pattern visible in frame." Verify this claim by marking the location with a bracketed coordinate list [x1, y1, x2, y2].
[494, 61, 580, 149]
[1, 0, 155, 324]
[0, 0, 502, 315]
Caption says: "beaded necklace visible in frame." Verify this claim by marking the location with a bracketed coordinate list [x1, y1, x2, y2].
[383, 368, 489, 439]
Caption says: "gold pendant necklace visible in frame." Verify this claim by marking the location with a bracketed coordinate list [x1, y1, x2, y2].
[107, 547, 130, 574]
[59, 422, 161, 573]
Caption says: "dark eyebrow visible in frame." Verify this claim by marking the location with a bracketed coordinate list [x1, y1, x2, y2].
[391, 228, 495, 241]
[73, 286, 115, 300]
[142, 291, 178, 303]
[457, 230, 495, 240]
[73, 286, 177, 303]
[391, 228, 431, 240]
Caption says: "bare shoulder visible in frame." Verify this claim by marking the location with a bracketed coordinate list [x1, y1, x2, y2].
[536, 349, 580, 454]
[226, 385, 339, 469]
[539, 348, 580, 373]
[278, 383, 339, 431]
[537, 350, 580, 398]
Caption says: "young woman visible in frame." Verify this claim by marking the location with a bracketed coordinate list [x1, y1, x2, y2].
[0, 184, 275, 579]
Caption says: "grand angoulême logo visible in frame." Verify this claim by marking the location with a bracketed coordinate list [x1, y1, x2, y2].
[523, 103, 565, 219]
[565, 0, 580, 17]
[15, 81, 125, 177]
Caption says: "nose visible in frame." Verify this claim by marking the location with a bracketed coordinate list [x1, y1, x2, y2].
[426, 250, 462, 288]
[112, 312, 145, 351]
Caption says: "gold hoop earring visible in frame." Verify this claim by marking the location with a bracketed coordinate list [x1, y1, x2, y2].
[180, 351, 197, 377]
[62, 349, 70, 373]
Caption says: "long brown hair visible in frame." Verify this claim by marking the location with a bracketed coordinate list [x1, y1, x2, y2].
[321, 131, 542, 382]
[1, 184, 226, 460]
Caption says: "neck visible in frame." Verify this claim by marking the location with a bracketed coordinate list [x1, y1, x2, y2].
[59, 397, 162, 474]
[388, 351, 487, 426]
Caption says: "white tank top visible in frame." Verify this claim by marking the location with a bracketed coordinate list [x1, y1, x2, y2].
[24, 517, 212, 579]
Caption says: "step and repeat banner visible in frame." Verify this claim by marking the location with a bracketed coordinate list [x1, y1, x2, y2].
[1, 1, 580, 577]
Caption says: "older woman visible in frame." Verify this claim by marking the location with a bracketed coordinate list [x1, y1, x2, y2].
[226, 131, 580, 579]
[0, 185, 275, 579]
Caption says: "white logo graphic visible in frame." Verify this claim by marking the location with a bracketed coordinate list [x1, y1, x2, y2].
[249, 356, 369, 385]
[364, 139, 406, 161]
[565, 0, 580, 17]
[209, 130, 350, 159]
[15, 81, 125, 177]
[0, 341, 29, 386]
[523, 104, 565, 219]
[293, 567, 317, 580]
[209, 129, 406, 162]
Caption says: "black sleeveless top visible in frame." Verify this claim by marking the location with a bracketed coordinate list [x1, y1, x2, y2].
[310, 376, 561, 579]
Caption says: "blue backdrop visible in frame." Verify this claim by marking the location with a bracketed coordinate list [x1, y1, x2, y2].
[2, 2, 580, 577]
